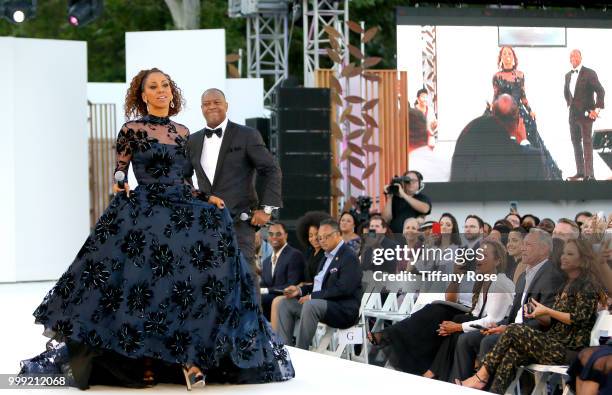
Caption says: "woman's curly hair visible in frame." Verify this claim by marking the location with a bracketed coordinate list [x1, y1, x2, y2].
[295, 211, 332, 249]
[124, 68, 184, 119]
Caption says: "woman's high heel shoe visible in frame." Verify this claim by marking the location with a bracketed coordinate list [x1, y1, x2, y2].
[143, 358, 155, 387]
[182, 365, 205, 391]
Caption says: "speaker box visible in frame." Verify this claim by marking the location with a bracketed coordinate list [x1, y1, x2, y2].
[272, 87, 332, 220]
[274, 87, 330, 110]
[245, 117, 271, 150]
[281, 198, 332, 220]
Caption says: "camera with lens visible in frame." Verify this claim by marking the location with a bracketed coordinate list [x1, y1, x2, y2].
[387, 175, 411, 196]
[349, 195, 373, 228]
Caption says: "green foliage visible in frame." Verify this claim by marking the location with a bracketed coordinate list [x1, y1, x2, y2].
[0, 0, 245, 82]
[350, 0, 405, 70]
[0, 0, 398, 82]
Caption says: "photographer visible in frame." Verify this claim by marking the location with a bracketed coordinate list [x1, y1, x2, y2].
[382, 170, 432, 234]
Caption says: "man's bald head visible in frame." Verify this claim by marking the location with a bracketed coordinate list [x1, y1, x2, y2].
[493, 93, 517, 117]
[570, 49, 582, 69]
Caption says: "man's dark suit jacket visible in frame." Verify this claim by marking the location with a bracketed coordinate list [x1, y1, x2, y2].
[302, 243, 363, 329]
[564, 66, 605, 120]
[450, 115, 546, 182]
[260, 244, 304, 291]
[500, 260, 564, 328]
[187, 120, 282, 216]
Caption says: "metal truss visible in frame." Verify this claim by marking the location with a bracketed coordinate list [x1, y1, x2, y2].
[246, 11, 289, 105]
[302, 0, 349, 87]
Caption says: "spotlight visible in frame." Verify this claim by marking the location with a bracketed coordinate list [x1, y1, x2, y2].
[67, 0, 103, 27]
[0, 0, 36, 24]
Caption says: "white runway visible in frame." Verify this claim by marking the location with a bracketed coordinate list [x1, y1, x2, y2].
[1, 282, 485, 394]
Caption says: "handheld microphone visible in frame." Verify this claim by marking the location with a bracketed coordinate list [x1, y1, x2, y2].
[114, 171, 126, 189]
[238, 211, 272, 228]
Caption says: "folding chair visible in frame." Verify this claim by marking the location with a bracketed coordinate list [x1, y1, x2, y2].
[504, 310, 612, 395]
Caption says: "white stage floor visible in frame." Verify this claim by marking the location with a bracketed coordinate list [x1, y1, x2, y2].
[1, 282, 485, 394]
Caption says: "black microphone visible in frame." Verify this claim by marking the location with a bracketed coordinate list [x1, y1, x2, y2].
[114, 171, 126, 189]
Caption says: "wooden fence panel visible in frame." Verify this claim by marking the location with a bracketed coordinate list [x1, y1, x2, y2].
[316, 69, 408, 214]
[88, 103, 117, 227]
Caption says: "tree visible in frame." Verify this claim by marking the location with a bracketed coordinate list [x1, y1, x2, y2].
[165, 0, 200, 29]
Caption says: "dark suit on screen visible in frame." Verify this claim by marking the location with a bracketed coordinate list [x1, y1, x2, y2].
[564, 66, 605, 178]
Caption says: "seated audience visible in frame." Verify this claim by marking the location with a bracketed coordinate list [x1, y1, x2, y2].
[269, 211, 330, 331]
[449, 229, 564, 383]
[568, 344, 611, 395]
[260, 223, 305, 320]
[415, 213, 462, 278]
[254, 228, 273, 275]
[505, 213, 521, 229]
[339, 211, 362, 255]
[537, 218, 555, 234]
[368, 240, 513, 377]
[567, 239, 611, 395]
[423, 239, 515, 381]
[483, 223, 492, 237]
[506, 227, 528, 283]
[520, 214, 540, 230]
[361, 214, 401, 274]
[276, 219, 363, 349]
[575, 210, 594, 232]
[553, 218, 580, 241]
[460, 238, 604, 393]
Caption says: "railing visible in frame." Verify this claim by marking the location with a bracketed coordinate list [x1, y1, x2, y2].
[88, 103, 117, 228]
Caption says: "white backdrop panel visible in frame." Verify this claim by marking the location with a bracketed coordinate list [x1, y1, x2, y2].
[0, 38, 17, 282]
[0, 37, 89, 282]
[225, 78, 265, 125]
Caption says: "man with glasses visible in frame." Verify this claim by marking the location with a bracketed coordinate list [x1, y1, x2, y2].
[276, 219, 363, 349]
[259, 223, 304, 320]
[382, 170, 432, 235]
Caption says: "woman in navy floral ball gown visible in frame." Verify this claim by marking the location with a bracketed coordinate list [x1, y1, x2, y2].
[19, 68, 294, 390]
[488, 46, 562, 180]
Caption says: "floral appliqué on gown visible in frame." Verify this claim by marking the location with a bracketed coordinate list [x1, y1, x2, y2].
[19, 115, 294, 387]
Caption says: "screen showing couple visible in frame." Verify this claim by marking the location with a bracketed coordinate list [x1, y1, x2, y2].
[398, 22, 612, 182]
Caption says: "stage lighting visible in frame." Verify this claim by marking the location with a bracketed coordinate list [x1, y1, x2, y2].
[67, 0, 102, 27]
[0, 0, 36, 24]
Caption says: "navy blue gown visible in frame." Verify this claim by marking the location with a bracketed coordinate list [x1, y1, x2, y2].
[19, 115, 294, 388]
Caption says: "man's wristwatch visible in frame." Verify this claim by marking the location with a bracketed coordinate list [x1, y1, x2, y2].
[262, 206, 274, 215]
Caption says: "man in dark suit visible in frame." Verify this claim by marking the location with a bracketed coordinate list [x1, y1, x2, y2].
[187, 88, 282, 277]
[260, 223, 305, 320]
[277, 219, 363, 349]
[564, 49, 605, 181]
[449, 229, 564, 382]
[450, 95, 547, 181]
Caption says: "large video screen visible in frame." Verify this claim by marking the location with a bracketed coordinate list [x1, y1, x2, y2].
[397, 9, 612, 182]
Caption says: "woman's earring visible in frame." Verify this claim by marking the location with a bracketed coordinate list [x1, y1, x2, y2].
[170, 100, 175, 109]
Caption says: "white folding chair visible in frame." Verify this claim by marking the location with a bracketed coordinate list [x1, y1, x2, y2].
[312, 293, 374, 359]
[504, 310, 612, 395]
